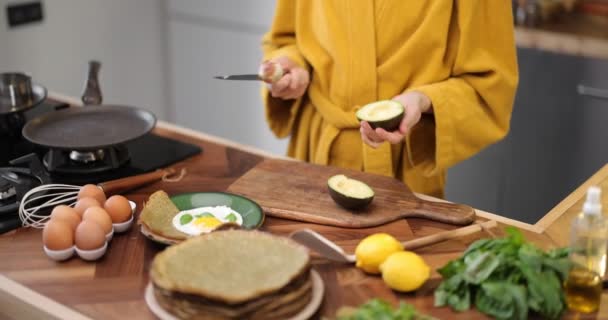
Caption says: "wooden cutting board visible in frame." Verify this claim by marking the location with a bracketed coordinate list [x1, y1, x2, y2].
[227, 159, 475, 228]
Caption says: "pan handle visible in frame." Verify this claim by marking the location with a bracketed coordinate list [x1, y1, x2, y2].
[97, 169, 168, 195]
[81, 60, 102, 105]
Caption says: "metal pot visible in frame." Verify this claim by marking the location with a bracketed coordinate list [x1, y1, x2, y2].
[0, 72, 46, 115]
[0, 72, 47, 137]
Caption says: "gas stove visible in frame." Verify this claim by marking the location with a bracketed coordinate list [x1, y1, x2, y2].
[0, 100, 202, 233]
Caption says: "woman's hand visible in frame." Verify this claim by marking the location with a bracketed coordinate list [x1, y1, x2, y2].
[360, 91, 432, 148]
[260, 56, 310, 100]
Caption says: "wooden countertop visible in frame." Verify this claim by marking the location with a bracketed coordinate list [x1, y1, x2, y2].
[516, 13, 608, 59]
[1, 92, 607, 319]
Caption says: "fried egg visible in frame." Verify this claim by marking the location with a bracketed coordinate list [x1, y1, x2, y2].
[172, 206, 243, 236]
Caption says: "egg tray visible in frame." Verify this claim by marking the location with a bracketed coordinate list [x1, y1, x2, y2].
[43, 201, 136, 262]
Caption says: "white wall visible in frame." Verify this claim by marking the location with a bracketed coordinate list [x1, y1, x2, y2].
[0, 0, 291, 155]
[166, 0, 289, 155]
[0, 0, 167, 119]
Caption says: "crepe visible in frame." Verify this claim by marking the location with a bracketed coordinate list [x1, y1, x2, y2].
[151, 230, 310, 304]
[154, 271, 312, 319]
[138, 190, 189, 240]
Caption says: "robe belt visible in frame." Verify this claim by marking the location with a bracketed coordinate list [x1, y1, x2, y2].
[308, 89, 394, 177]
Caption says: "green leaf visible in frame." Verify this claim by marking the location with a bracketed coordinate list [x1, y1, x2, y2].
[463, 238, 493, 256]
[179, 214, 193, 225]
[517, 243, 543, 272]
[516, 262, 543, 312]
[434, 275, 470, 311]
[536, 271, 565, 320]
[437, 259, 465, 278]
[541, 257, 572, 282]
[336, 298, 436, 320]
[505, 227, 524, 245]
[194, 212, 214, 218]
[519, 263, 565, 319]
[393, 302, 417, 319]
[463, 251, 501, 284]
[448, 289, 471, 312]
[475, 282, 528, 320]
[226, 213, 237, 222]
[547, 247, 570, 259]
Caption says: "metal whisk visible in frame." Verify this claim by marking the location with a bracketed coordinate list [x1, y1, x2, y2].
[19, 169, 171, 228]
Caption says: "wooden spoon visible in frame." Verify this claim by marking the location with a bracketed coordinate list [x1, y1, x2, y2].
[289, 220, 498, 263]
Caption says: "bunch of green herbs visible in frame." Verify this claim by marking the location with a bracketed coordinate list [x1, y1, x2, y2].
[336, 298, 437, 320]
[434, 227, 571, 320]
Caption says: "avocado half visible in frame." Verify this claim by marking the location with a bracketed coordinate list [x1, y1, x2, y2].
[356, 100, 405, 131]
[327, 174, 375, 210]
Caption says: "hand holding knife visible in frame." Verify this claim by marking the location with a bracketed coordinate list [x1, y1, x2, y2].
[215, 57, 310, 100]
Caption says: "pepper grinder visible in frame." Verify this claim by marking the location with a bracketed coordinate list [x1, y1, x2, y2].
[81, 60, 102, 105]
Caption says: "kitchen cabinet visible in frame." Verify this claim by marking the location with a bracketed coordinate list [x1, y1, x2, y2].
[500, 48, 584, 223]
[444, 142, 508, 217]
[447, 47, 608, 224]
[571, 58, 608, 190]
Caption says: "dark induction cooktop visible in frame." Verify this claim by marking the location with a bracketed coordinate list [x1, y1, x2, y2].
[0, 100, 202, 184]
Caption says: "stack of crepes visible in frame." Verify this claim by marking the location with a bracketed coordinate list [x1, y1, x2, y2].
[150, 229, 312, 319]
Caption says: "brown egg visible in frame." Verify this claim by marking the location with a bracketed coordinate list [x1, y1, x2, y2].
[50, 205, 81, 231]
[82, 207, 113, 234]
[78, 184, 106, 205]
[73, 197, 101, 218]
[104, 195, 132, 223]
[75, 220, 106, 250]
[43, 220, 74, 250]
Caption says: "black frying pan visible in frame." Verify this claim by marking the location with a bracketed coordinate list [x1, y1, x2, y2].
[22, 105, 156, 150]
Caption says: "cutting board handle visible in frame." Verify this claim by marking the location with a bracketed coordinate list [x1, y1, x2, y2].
[402, 199, 476, 225]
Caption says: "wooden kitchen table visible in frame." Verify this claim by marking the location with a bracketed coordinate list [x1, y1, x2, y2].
[1, 94, 607, 320]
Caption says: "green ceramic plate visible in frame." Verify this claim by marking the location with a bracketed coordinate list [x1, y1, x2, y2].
[170, 192, 264, 230]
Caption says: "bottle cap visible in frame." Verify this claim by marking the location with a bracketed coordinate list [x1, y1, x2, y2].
[583, 186, 602, 215]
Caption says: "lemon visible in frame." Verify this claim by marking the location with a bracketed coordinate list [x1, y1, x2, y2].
[355, 233, 403, 274]
[380, 251, 430, 292]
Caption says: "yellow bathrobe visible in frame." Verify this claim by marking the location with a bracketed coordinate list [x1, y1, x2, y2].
[261, 0, 518, 198]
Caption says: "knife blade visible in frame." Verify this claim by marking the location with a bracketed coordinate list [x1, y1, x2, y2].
[214, 74, 262, 81]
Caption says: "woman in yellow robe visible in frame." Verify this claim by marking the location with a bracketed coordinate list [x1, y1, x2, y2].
[260, 1, 518, 198]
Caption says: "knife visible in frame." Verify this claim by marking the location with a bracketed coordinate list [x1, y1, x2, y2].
[215, 62, 284, 82]
[214, 74, 262, 81]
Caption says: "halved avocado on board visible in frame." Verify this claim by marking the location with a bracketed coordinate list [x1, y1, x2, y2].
[356, 100, 405, 131]
[327, 174, 375, 210]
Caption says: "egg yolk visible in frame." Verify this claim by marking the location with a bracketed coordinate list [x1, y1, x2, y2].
[193, 217, 222, 230]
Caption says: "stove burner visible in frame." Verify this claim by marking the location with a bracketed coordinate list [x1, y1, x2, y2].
[44, 144, 130, 174]
[69, 149, 105, 163]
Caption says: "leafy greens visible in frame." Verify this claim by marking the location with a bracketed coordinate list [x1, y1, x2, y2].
[336, 299, 437, 320]
[434, 227, 571, 320]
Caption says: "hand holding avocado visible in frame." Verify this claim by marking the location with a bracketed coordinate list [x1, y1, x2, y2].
[360, 91, 432, 148]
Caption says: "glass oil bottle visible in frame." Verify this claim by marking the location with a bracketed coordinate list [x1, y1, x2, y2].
[565, 186, 608, 313]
